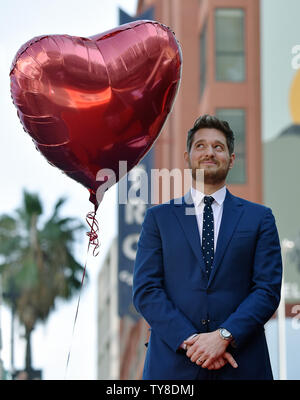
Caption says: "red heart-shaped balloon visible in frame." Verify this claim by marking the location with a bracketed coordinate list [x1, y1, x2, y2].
[10, 20, 182, 207]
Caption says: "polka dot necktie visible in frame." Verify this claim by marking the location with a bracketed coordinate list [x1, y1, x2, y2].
[202, 196, 215, 278]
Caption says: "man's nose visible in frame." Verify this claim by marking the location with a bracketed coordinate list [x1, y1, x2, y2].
[203, 145, 215, 157]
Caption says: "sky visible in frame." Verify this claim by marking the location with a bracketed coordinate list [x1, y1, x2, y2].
[0, 0, 137, 380]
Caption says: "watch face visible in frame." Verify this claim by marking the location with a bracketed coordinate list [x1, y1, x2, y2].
[221, 328, 231, 338]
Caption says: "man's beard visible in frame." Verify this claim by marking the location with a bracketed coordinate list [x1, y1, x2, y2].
[189, 159, 231, 185]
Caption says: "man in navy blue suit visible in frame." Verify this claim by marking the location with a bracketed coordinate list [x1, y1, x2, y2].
[133, 115, 282, 380]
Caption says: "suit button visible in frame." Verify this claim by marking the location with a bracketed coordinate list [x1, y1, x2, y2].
[201, 319, 207, 325]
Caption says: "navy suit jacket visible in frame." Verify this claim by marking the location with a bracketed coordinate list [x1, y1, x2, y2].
[133, 189, 282, 380]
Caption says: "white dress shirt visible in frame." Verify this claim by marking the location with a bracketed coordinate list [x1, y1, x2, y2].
[190, 185, 227, 252]
[179, 186, 227, 349]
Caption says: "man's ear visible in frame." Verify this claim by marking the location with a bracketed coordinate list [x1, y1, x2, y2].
[183, 151, 189, 167]
[229, 152, 236, 169]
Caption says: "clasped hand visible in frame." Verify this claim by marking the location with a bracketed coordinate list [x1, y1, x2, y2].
[184, 330, 238, 370]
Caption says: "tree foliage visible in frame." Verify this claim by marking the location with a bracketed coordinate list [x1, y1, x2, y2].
[0, 191, 86, 372]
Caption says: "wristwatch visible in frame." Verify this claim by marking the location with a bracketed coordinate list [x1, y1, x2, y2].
[218, 328, 233, 341]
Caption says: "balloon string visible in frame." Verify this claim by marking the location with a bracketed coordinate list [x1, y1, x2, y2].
[86, 210, 100, 256]
[64, 208, 100, 379]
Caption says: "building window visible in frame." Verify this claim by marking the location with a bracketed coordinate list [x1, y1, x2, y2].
[200, 23, 207, 98]
[215, 8, 245, 82]
[216, 108, 246, 184]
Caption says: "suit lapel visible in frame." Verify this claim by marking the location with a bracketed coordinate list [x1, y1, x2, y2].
[172, 192, 206, 270]
[172, 190, 244, 285]
[208, 189, 244, 286]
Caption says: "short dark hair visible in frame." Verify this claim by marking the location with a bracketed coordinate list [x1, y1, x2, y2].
[187, 114, 235, 155]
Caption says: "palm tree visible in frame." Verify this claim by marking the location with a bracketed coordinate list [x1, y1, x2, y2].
[0, 190, 86, 376]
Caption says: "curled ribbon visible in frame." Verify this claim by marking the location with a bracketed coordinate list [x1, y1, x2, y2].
[86, 210, 100, 256]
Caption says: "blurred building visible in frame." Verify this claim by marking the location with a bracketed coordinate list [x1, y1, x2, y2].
[97, 239, 119, 380]
[139, 0, 262, 203]
[264, 130, 300, 308]
[97, 0, 300, 380]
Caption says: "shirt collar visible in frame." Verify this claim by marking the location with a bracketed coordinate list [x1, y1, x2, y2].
[191, 185, 227, 207]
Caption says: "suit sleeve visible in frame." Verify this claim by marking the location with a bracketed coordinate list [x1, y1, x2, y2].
[133, 208, 198, 352]
[220, 207, 282, 348]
